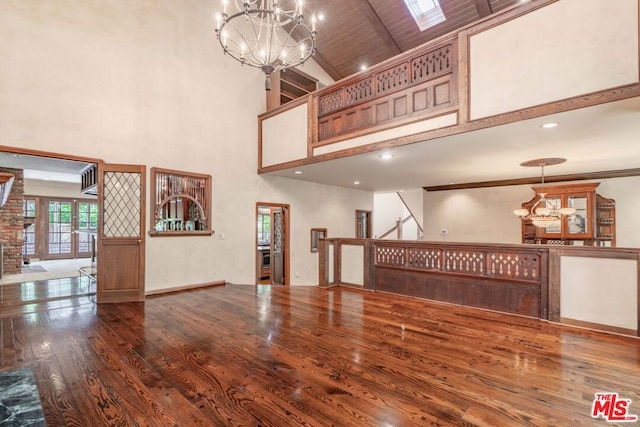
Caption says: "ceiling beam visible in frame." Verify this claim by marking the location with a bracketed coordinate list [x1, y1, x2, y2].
[307, 49, 343, 82]
[473, 0, 493, 18]
[288, 26, 343, 81]
[358, 0, 403, 54]
[423, 168, 640, 192]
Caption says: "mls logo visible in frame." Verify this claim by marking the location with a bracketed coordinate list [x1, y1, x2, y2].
[592, 392, 638, 422]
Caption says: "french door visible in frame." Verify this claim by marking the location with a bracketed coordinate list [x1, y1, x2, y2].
[45, 198, 98, 260]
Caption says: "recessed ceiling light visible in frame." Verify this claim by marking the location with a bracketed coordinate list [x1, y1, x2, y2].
[294, 170, 303, 175]
[360, 65, 367, 72]
[541, 122, 558, 129]
[379, 153, 394, 160]
[353, 181, 360, 185]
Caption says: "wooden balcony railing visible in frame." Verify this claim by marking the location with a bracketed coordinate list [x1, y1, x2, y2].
[312, 40, 457, 144]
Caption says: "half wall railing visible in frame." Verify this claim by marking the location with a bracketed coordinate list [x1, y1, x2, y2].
[318, 238, 640, 337]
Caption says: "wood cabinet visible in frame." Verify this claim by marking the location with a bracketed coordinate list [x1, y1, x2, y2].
[520, 182, 615, 246]
[266, 68, 319, 111]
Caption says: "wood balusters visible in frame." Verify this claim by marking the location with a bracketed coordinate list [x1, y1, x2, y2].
[374, 241, 548, 318]
[315, 41, 457, 144]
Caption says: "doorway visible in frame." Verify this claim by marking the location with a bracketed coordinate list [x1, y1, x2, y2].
[25, 197, 99, 261]
[0, 146, 146, 304]
[255, 202, 290, 285]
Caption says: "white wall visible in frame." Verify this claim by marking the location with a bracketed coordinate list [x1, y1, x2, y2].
[399, 189, 424, 232]
[373, 192, 404, 239]
[424, 185, 524, 243]
[561, 256, 637, 330]
[0, 0, 371, 291]
[341, 245, 364, 286]
[423, 177, 640, 248]
[374, 190, 422, 240]
[261, 103, 309, 167]
[470, 0, 639, 119]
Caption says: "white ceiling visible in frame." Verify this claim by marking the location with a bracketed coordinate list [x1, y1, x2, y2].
[0, 152, 93, 183]
[265, 96, 640, 192]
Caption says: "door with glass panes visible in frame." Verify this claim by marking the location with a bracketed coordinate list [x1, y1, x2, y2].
[45, 198, 98, 259]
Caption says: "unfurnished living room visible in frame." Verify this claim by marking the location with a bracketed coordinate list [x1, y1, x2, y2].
[1, 0, 640, 425]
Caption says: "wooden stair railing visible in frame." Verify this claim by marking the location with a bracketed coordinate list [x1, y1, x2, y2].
[378, 215, 414, 239]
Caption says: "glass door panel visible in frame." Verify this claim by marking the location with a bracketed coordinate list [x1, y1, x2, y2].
[76, 201, 98, 256]
[540, 197, 561, 235]
[22, 199, 37, 259]
[567, 195, 588, 235]
[47, 200, 74, 258]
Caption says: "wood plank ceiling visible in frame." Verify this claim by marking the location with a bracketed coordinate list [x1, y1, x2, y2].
[306, 0, 524, 81]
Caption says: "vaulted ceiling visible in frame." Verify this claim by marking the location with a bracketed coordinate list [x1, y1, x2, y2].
[306, 0, 524, 81]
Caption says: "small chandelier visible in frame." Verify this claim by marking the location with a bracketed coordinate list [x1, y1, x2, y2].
[214, 0, 318, 90]
[513, 158, 576, 227]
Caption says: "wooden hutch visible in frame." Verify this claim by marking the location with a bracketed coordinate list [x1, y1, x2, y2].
[519, 182, 616, 246]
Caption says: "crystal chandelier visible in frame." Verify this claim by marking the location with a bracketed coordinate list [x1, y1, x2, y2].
[214, 0, 318, 90]
[513, 158, 576, 228]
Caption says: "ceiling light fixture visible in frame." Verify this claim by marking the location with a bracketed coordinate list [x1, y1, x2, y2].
[294, 170, 303, 174]
[541, 122, 558, 129]
[513, 158, 576, 227]
[379, 153, 394, 160]
[353, 181, 360, 185]
[215, 0, 318, 91]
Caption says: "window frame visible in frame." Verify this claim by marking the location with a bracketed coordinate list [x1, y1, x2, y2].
[149, 167, 213, 237]
[310, 228, 327, 253]
[403, 0, 446, 31]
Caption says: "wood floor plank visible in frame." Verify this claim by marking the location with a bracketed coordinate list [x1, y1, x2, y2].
[1, 318, 16, 367]
[2, 283, 640, 426]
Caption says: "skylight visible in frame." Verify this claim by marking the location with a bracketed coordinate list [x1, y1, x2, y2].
[404, 0, 446, 31]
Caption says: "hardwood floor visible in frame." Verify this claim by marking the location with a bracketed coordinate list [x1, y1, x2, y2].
[0, 283, 638, 426]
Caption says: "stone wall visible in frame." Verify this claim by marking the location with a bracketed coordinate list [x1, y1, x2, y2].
[0, 167, 24, 275]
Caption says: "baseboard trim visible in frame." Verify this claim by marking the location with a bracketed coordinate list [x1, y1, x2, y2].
[559, 317, 638, 337]
[146, 280, 226, 296]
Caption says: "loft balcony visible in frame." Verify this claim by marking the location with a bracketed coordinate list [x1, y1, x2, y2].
[258, 0, 640, 192]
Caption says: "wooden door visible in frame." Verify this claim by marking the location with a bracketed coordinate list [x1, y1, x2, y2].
[97, 164, 146, 303]
[270, 206, 288, 286]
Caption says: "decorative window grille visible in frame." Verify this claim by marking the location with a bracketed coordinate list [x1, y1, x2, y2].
[150, 168, 212, 236]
